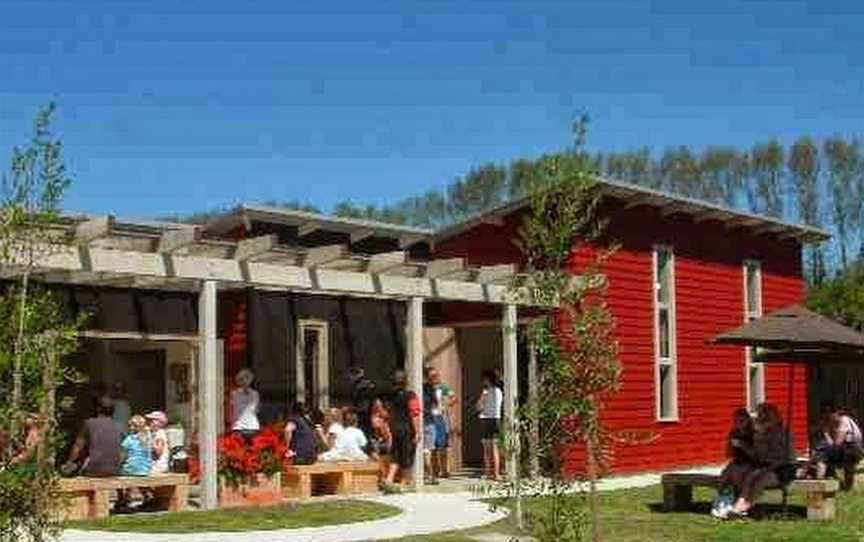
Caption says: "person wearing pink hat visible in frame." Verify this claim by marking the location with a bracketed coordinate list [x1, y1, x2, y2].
[145, 411, 170, 475]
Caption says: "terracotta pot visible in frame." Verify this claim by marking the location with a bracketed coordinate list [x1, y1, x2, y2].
[219, 472, 283, 508]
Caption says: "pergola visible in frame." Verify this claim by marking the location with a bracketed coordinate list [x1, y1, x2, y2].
[6, 214, 544, 509]
[714, 305, 864, 364]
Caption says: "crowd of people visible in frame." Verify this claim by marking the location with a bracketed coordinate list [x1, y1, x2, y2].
[277, 367, 460, 492]
[228, 365, 484, 492]
[713, 402, 863, 519]
[61, 395, 172, 482]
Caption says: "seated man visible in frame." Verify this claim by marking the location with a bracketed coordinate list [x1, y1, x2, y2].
[64, 397, 123, 477]
[319, 409, 368, 462]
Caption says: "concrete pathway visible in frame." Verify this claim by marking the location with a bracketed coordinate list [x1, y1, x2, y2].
[61, 492, 507, 542]
[61, 466, 722, 542]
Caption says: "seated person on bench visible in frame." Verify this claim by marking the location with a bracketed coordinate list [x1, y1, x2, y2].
[319, 409, 368, 462]
[285, 402, 318, 466]
[730, 403, 797, 517]
[807, 406, 863, 491]
[64, 397, 122, 477]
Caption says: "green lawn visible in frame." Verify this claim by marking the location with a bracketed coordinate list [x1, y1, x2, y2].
[391, 485, 864, 542]
[66, 499, 401, 534]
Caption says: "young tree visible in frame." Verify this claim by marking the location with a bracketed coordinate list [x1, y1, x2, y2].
[494, 118, 622, 542]
[0, 103, 83, 542]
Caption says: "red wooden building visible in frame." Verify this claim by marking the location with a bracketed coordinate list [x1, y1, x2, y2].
[431, 179, 827, 474]
[35, 177, 828, 508]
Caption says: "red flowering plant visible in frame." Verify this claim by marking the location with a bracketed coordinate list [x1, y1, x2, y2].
[218, 427, 288, 487]
[251, 426, 288, 477]
[218, 433, 252, 488]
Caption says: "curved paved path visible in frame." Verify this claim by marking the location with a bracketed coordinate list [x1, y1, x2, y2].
[61, 492, 506, 542]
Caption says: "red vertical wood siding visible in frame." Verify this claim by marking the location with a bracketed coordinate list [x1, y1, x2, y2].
[434, 203, 809, 474]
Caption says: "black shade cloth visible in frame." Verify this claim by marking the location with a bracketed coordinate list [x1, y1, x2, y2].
[247, 290, 406, 424]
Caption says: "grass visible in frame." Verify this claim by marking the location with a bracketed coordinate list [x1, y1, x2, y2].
[66, 499, 401, 534]
[390, 485, 864, 542]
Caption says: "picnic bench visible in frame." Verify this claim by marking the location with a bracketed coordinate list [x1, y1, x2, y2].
[283, 461, 379, 499]
[59, 473, 189, 521]
[661, 472, 840, 521]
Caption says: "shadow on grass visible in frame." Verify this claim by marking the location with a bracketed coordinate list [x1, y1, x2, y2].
[645, 500, 807, 521]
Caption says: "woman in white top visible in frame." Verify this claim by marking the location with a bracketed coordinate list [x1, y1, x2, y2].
[145, 410, 171, 474]
[475, 370, 503, 481]
[320, 409, 368, 462]
[231, 369, 260, 439]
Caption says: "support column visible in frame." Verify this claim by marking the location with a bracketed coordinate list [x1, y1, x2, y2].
[527, 338, 540, 479]
[405, 296, 425, 489]
[198, 280, 219, 510]
[502, 303, 519, 482]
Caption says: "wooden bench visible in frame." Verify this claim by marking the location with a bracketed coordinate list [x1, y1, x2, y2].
[283, 461, 379, 499]
[661, 472, 840, 521]
[59, 473, 189, 520]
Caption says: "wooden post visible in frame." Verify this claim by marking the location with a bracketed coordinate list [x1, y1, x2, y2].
[406, 296, 425, 489]
[198, 280, 219, 510]
[502, 303, 519, 482]
[527, 338, 540, 479]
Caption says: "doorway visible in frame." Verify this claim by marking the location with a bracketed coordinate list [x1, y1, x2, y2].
[296, 319, 330, 411]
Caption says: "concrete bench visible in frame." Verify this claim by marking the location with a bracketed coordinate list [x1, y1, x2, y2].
[59, 473, 189, 520]
[661, 472, 839, 521]
[283, 461, 379, 499]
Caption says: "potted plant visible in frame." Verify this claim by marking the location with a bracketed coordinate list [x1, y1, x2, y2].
[218, 427, 287, 508]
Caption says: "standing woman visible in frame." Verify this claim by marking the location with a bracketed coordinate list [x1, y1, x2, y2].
[476, 370, 503, 481]
[231, 369, 260, 440]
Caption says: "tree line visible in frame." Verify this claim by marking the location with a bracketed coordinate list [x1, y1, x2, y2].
[329, 136, 864, 283]
[174, 135, 864, 283]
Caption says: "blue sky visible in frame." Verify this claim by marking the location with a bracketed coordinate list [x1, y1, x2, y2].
[2, 0, 863, 219]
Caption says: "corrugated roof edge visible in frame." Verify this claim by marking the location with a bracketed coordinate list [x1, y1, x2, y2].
[433, 176, 832, 245]
[205, 203, 434, 239]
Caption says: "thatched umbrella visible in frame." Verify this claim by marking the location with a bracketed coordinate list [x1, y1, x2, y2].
[714, 305, 864, 363]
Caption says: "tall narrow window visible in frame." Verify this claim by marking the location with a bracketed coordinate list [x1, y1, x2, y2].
[744, 260, 764, 410]
[654, 246, 678, 421]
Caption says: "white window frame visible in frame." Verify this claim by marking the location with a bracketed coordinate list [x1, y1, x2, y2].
[295, 319, 330, 412]
[743, 260, 764, 411]
[653, 245, 679, 422]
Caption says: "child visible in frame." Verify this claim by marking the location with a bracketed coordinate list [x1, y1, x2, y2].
[369, 399, 393, 479]
[145, 411, 170, 475]
[121, 415, 152, 476]
[116, 415, 152, 512]
[324, 407, 345, 450]
[320, 409, 368, 462]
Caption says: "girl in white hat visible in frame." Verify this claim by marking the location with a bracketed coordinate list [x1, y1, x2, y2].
[146, 411, 170, 475]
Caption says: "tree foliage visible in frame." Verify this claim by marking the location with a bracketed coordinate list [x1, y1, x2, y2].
[490, 119, 622, 542]
[0, 104, 83, 542]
